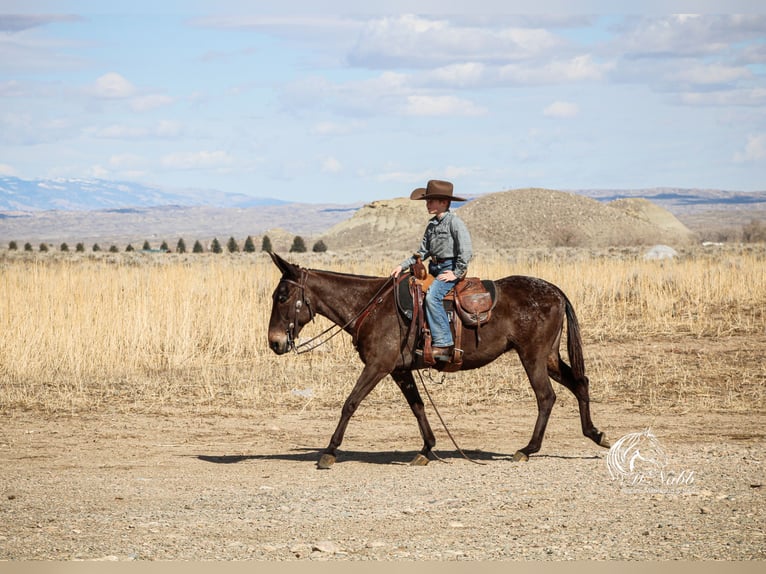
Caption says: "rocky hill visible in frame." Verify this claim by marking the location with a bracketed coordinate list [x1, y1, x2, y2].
[318, 188, 697, 253]
[314, 197, 426, 253]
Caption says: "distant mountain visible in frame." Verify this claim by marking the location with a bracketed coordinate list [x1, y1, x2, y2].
[3, 177, 763, 214]
[1, 179, 763, 246]
[574, 187, 766, 212]
[0, 177, 288, 211]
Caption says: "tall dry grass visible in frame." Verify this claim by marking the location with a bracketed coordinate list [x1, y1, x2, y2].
[1, 246, 764, 414]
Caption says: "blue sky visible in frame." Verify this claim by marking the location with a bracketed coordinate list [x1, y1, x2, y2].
[1, 1, 765, 204]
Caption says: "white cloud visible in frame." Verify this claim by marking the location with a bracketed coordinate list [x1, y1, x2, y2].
[672, 63, 751, 86]
[283, 71, 412, 116]
[155, 120, 183, 138]
[0, 80, 24, 97]
[310, 120, 365, 136]
[557, 55, 607, 82]
[349, 14, 563, 69]
[0, 14, 82, 32]
[498, 55, 607, 85]
[321, 156, 342, 173]
[543, 101, 579, 118]
[86, 164, 111, 179]
[678, 87, 766, 107]
[404, 95, 486, 117]
[424, 63, 487, 88]
[443, 165, 478, 179]
[286, 70, 490, 118]
[88, 124, 148, 139]
[375, 169, 433, 184]
[161, 150, 234, 170]
[0, 16, 86, 73]
[193, 14, 361, 42]
[130, 94, 174, 112]
[0, 112, 75, 145]
[612, 15, 766, 59]
[92, 72, 136, 99]
[372, 164, 477, 185]
[89, 74, 173, 112]
[108, 154, 144, 169]
[86, 120, 184, 140]
[734, 134, 766, 163]
[0, 163, 19, 176]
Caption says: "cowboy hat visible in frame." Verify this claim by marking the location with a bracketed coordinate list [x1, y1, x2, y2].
[409, 180, 467, 202]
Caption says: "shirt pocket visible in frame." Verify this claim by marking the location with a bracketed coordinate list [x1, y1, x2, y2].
[430, 226, 452, 249]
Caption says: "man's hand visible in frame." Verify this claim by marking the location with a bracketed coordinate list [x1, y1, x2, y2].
[391, 265, 403, 277]
[437, 270, 458, 282]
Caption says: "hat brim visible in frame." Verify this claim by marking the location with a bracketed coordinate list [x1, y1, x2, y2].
[409, 188, 467, 202]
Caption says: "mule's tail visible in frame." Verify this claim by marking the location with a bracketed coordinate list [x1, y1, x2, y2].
[563, 295, 586, 382]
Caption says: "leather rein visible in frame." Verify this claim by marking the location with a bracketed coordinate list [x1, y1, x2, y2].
[280, 268, 397, 354]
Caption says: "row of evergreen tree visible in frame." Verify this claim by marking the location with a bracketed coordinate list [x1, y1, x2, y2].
[6, 235, 328, 254]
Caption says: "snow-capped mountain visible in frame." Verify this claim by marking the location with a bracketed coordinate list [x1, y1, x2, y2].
[0, 177, 288, 211]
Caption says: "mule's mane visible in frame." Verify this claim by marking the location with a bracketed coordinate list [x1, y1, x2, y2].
[306, 268, 385, 282]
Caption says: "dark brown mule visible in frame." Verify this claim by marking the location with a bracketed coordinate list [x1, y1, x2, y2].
[267, 252, 609, 469]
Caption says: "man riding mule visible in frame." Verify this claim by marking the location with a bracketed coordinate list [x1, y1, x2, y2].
[267, 248, 610, 469]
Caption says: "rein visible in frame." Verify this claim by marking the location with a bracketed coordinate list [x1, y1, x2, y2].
[284, 269, 396, 354]
[415, 369, 487, 466]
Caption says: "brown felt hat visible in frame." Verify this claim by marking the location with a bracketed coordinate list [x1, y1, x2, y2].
[409, 179, 466, 202]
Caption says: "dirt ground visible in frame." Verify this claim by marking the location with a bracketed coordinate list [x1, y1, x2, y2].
[1, 398, 763, 562]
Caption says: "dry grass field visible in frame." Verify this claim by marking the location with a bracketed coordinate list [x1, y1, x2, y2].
[2, 245, 765, 561]
[1, 245, 764, 415]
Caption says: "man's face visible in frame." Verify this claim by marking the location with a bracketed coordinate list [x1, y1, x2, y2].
[425, 198, 449, 216]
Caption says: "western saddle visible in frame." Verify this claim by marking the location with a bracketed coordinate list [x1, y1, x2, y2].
[405, 255, 496, 370]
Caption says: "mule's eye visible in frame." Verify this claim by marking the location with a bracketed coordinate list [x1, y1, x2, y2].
[278, 293, 288, 303]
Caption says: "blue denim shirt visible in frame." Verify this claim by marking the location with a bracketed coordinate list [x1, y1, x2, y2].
[399, 210, 473, 278]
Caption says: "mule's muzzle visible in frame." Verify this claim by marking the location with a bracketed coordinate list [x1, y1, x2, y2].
[268, 331, 293, 355]
[269, 339, 289, 355]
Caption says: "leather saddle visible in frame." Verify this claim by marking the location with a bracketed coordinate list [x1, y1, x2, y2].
[395, 256, 497, 370]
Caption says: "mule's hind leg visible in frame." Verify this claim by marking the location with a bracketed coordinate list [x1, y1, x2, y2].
[547, 354, 610, 448]
[320, 364, 389, 469]
[391, 370, 436, 466]
[515, 353, 557, 461]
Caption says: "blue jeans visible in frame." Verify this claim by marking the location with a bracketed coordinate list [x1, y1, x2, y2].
[425, 259, 459, 347]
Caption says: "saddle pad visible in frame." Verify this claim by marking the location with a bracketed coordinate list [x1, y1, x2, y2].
[396, 277, 496, 321]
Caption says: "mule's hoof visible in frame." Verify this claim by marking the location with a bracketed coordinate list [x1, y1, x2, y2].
[317, 454, 336, 469]
[512, 450, 529, 462]
[409, 453, 430, 466]
[599, 433, 611, 448]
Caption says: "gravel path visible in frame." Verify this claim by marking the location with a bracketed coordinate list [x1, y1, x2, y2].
[1, 403, 763, 561]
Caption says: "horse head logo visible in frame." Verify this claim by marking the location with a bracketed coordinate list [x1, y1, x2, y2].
[606, 429, 669, 482]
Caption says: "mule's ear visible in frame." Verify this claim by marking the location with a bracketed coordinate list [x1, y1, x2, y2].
[269, 252, 299, 278]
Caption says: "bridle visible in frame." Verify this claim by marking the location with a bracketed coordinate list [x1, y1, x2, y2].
[278, 268, 316, 353]
[277, 268, 395, 354]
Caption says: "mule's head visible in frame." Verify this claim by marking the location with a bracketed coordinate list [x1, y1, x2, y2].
[268, 252, 315, 355]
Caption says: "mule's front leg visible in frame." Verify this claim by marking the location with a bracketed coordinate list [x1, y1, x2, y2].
[318, 365, 389, 469]
[391, 370, 435, 466]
